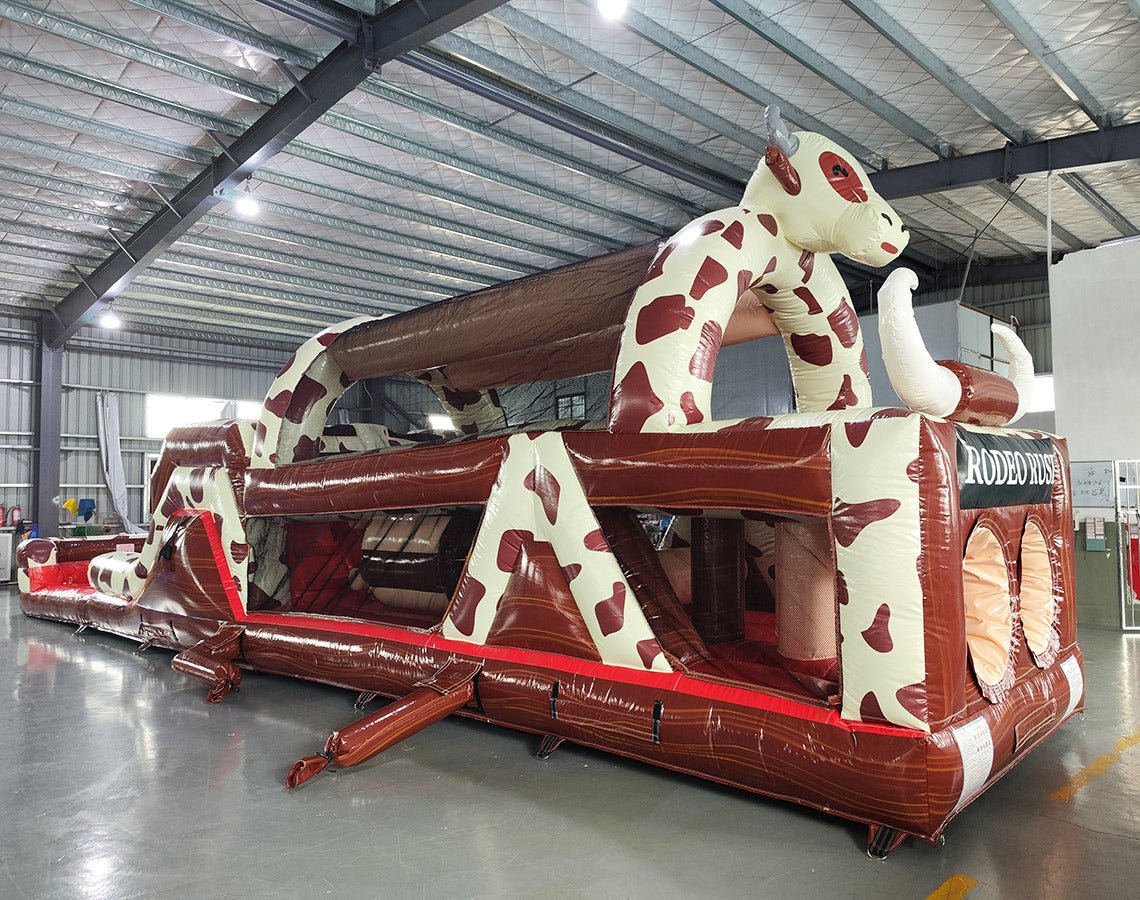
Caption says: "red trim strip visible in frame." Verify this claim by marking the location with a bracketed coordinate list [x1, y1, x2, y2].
[181, 510, 921, 738]
[243, 611, 918, 737]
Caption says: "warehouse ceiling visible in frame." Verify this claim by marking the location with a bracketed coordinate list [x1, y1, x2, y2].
[1, 0, 1139, 351]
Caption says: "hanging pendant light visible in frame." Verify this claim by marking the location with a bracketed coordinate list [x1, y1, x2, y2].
[234, 179, 261, 218]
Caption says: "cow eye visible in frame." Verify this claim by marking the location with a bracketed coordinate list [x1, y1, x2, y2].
[819, 151, 868, 203]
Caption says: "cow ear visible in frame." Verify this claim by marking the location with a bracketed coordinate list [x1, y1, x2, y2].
[765, 146, 801, 196]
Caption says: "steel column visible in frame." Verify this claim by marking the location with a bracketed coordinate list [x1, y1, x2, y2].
[34, 314, 64, 538]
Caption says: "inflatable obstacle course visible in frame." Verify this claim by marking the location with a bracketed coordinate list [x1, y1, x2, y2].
[19, 109, 1083, 856]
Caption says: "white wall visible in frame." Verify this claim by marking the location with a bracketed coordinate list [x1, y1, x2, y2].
[1051, 239, 1140, 460]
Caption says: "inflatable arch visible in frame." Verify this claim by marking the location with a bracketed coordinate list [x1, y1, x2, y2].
[19, 110, 1083, 857]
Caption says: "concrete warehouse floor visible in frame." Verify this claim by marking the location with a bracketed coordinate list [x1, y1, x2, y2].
[2, 584, 1137, 899]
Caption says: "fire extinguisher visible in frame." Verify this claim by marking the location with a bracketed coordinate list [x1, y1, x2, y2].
[0, 504, 6, 527]
[9, 506, 23, 528]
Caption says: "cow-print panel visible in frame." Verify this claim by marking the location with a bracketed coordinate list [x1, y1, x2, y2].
[414, 368, 508, 437]
[443, 433, 670, 672]
[252, 315, 380, 469]
[832, 414, 928, 732]
[86, 466, 249, 609]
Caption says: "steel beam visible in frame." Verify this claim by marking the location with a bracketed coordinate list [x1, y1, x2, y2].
[320, 108, 664, 237]
[705, 0, 940, 154]
[985, 182, 1084, 252]
[131, 0, 704, 217]
[34, 315, 64, 537]
[841, 0, 1132, 244]
[0, 96, 209, 165]
[92, 311, 307, 351]
[476, 8, 949, 272]
[0, 51, 584, 261]
[0, 158, 538, 277]
[118, 297, 325, 337]
[0, 195, 452, 303]
[136, 0, 314, 58]
[360, 78, 706, 218]
[596, 0, 990, 261]
[0, 216, 382, 312]
[0, 48, 237, 134]
[44, 0, 507, 347]
[489, 6, 766, 161]
[258, 1, 753, 191]
[0, 1, 275, 103]
[709, 1, 1106, 250]
[255, 0, 359, 42]
[5, 252, 381, 321]
[587, 0, 886, 165]
[0, 134, 181, 188]
[250, 0, 758, 193]
[841, 0, 1027, 141]
[871, 123, 1140, 197]
[1059, 173, 1137, 237]
[921, 195, 1036, 259]
[981, 0, 1110, 127]
[400, 52, 739, 201]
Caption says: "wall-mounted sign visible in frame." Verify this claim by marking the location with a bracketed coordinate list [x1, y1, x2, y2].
[1070, 460, 1115, 509]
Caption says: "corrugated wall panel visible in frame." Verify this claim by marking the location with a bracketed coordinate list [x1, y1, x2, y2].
[60, 337, 282, 526]
[0, 315, 37, 523]
[2, 320, 286, 534]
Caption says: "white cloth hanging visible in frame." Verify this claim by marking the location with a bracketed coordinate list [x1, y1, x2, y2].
[96, 391, 144, 534]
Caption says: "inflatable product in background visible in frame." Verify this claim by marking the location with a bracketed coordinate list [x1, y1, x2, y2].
[18, 109, 1082, 858]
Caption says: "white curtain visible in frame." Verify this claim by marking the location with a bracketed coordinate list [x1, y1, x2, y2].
[96, 391, 144, 534]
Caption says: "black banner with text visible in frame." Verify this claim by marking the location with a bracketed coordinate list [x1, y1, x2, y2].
[956, 430, 1056, 509]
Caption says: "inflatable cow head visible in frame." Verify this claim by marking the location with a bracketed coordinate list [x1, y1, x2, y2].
[743, 107, 909, 267]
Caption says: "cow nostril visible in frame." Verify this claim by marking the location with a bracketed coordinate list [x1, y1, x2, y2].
[881, 213, 893, 226]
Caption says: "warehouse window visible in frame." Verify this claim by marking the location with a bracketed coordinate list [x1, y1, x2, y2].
[556, 392, 586, 419]
[145, 393, 261, 439]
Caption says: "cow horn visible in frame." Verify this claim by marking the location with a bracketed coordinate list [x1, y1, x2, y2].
[877, 268, 962, 417]
[991, 323, 1035, 424]
[763, 105, 799, 157]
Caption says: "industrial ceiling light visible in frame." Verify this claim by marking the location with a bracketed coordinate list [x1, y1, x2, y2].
[597, 0, 627, 21]
[234, 180, 261, 218]
[97, 306, 122, 329]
